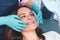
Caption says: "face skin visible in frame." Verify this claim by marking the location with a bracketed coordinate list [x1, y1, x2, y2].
[17, 7, 38, 32]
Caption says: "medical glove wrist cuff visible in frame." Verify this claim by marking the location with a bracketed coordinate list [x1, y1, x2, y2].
[31, 3, 39, 13]
[0, 17, 6, 25]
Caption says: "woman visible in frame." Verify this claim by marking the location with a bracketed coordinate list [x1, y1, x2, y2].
[4, 6, 60, 40]
[0, 0, 43, 32]
[0, 0, 43, 40]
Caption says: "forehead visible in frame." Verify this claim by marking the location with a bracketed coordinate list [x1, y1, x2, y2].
[18, 7, 31, 12]
[17, 7, 32, 15]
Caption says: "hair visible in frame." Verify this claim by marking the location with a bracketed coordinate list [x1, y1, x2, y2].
[4, 6, 45, 40]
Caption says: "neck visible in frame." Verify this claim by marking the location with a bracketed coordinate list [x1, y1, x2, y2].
[22, 30, 40, 40]
[22, 30, 36, 36]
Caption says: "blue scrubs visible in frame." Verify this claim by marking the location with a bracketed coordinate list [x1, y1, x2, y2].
[0, 0, 18, 40]
[0, 0, 18, 16]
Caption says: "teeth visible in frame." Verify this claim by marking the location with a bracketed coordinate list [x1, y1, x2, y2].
[27, 22, 34, 25]
[28, 22, 33, 24]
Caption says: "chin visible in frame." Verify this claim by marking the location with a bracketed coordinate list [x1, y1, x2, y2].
[22, 24, 37, 32]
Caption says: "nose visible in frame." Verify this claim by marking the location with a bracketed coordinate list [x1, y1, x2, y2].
[27, 16, 32, 20]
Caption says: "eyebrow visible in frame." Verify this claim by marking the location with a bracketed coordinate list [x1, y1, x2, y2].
[19, 13, 25, 16]
[19, 11, 32, 16]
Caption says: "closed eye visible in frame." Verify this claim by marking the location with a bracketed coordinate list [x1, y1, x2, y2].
[20, 15, 26, 18]
[30, 14, 35, 16]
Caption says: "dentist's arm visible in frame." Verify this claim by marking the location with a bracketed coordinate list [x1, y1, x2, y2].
[0, 0, 28, 32]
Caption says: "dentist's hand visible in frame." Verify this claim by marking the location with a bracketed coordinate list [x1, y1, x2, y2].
[32, 3, 43, 24]
[0, 15, 26, 32]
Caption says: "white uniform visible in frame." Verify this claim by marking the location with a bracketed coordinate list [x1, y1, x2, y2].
[33, 0, 60, 21]
[43, 31, 60, 40]
[42, 0, 60, 21]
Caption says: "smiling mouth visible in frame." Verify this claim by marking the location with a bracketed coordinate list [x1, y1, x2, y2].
[27, 21, 35, 25]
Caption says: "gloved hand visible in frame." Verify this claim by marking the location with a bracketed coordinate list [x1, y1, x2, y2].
[0, 15, 26, 32]
[32, 3, 43, 24]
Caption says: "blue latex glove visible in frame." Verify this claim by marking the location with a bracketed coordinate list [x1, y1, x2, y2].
[0, 15, 26, 32]
[31, 3, 43, 24]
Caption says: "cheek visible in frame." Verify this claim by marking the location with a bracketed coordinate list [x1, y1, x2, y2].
[33, 17, 36, 22]
[21, 18, 27, 22]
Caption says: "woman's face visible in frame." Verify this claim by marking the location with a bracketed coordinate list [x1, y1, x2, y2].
[17, 7, 37, 31]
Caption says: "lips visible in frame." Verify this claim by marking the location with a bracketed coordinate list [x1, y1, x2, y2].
[27, 20, 35, 25]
